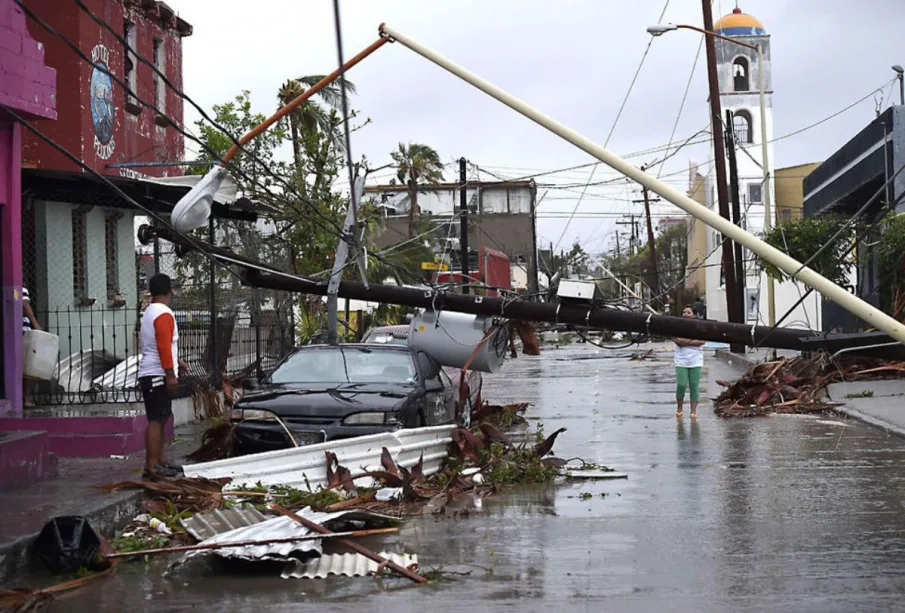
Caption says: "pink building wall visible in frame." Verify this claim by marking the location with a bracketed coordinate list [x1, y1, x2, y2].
[0, 0, 57, 416]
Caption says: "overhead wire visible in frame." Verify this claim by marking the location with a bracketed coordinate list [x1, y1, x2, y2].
[70, 0, 434, 289]
[68, 0, 353, 244]
[551, 0, 672, 255]
[2, 103, 262, 284]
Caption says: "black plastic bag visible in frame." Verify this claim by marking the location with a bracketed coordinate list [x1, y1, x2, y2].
[32, 516, 101, 574]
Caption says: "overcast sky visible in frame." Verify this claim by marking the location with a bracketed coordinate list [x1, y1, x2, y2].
[170, 0, 904, 255]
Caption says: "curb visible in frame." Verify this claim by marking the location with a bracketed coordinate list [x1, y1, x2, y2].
[830, 405, 905, 440]
[0, 490, 143, 587]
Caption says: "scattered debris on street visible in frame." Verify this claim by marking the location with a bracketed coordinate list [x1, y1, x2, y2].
[715, 353, 905, 418]
[0, 396, 618, 607]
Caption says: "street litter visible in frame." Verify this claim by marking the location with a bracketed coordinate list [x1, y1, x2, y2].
[562, 460, 627, 480]
[715, 352, 905, 418]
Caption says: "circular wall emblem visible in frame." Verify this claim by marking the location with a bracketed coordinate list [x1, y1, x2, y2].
[90, 44, 116, 160]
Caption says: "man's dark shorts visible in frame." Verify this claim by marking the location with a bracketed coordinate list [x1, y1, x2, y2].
[139, 376, 173, 424]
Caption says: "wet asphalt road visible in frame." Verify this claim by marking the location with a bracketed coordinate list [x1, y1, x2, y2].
[53, 344, 905, 612]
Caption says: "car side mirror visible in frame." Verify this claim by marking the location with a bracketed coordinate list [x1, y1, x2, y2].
[242, 377, 259, 390]
[424, 378, 443, 393]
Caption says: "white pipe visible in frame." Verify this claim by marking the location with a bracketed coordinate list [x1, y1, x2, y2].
[378, 24, 905, 346]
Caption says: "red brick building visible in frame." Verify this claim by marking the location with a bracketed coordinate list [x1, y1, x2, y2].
[22, 0, 191, 177]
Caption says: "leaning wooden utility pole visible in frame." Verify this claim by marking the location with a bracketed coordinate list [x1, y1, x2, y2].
[700, 0, 744, 348]
[724, 110, 746, 353]
[636, 164, 661, 309]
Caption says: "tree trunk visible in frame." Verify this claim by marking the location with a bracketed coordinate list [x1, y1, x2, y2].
[290, 116, 302, 173]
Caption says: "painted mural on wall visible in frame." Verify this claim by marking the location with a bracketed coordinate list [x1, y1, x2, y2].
[90, 43, 116, 160]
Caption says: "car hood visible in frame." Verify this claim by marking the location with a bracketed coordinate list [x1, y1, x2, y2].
[235, 382, 417, 418]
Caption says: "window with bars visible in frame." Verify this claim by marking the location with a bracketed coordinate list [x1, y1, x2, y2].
[733, 57, 750, 92]
[733, 110, 753, 144]
[105, 214, 119, 296]
[153, 38, 165, 114]
[747, 183, 763, 205]
[72, 209, 88, 300]
[124, 20, 139, 113]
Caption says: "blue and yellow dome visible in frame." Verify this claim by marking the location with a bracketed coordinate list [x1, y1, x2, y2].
[714, 7, 766, 37]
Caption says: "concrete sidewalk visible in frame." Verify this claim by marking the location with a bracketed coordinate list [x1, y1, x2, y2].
[0, 421, 206, 586]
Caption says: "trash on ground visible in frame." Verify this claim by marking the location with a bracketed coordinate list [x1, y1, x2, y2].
[715, 352, 905, 418]
[280, 551, 418, 580]
[32, 516, 103, 575]
[562, 460, 626, 480]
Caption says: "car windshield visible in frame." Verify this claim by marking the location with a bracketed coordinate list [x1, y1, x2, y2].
[269, 347, 417, 385]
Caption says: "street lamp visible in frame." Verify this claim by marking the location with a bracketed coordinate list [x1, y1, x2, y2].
[893, 65, 904, 105]
[648, 21, 775, 338]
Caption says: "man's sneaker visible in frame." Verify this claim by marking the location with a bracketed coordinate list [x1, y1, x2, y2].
[142, 468, 160, 482]
[153, 463, 182, 478]
[158, 462, 184, 475]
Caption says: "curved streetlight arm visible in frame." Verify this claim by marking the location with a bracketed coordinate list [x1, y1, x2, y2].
[170, 36, 389, 232]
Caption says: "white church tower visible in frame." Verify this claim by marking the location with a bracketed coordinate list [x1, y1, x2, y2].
[703, 7, 820, 331]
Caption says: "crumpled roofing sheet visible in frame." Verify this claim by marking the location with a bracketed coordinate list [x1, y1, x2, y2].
[168, 505, 400, 572]
[280, 552, 418, 579]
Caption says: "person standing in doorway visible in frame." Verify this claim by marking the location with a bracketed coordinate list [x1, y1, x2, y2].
[674, 305, 705, 419]
[137, 274, 188, 480]
[22, 287, 40, 407]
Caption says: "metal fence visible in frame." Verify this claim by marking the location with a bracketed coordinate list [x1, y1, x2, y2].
[21, 207, 300, 406]
[31, 304, 295, 406]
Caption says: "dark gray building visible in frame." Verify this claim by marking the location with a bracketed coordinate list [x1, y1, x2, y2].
[364, 179, 539, 292]
[803, 106, 905, 332]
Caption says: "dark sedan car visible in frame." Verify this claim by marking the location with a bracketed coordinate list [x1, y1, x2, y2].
[230, 344, 458, 455]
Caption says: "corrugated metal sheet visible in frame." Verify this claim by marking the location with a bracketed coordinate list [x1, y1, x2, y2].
[181, 506, 270, 541]
[169, 506, 401, 573]
[183, 425, 454, 491]
[281, 552, 418, 579]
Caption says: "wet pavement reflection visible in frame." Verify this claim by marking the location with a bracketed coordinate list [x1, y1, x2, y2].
[53, 345, 905, 612]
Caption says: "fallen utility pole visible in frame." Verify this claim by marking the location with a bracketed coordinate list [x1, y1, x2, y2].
[376, 23, 905, 347]
[244, 267, 808, 350]
[140, 224, 905, 359]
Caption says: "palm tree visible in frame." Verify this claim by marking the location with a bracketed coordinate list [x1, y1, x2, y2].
[390, 143, 444, 238]
[277, 75, 356, 170]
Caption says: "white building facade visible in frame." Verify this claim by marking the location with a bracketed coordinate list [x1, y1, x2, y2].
[703, 8, 821, 331]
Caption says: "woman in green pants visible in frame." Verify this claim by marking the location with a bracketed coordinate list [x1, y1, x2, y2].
[674, 305, 705, 419]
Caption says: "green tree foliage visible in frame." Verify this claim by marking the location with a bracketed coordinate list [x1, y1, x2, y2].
[390, 143, 444, 238]
[760, 214, 856, 287]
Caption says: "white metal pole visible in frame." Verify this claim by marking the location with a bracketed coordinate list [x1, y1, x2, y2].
[757, 44, 777, 342]
[378, 24, 905, 345]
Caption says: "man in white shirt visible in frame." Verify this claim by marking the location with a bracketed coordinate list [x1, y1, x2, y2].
[137, 274, 189, 480]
